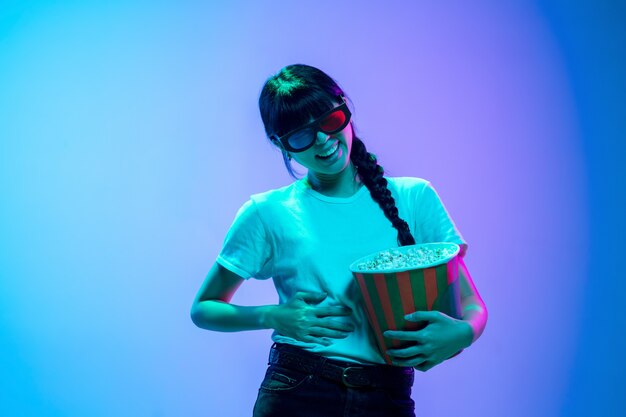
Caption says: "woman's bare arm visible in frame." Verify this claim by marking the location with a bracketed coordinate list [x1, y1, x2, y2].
[458, 257, 488, 344]
[190, 262, 355, 343]
[190, 262, 275, 332]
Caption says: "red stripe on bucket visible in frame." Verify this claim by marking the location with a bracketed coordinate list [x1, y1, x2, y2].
[373, 273, 400, 348]
[423, 268, 438, 311]
[355, 273, 392, 363]
[396, 271, 419, 331]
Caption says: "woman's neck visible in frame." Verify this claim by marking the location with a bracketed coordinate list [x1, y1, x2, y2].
[306, 164, 362, 198]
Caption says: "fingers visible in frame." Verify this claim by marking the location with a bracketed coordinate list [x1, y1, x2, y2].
[300, 335, 333, 346]
[308, 326, 352, 340]
[296, 291, 328, 304]
[309, 317, 355, 339]
[386, 344, 425, 359]
[414, 361, 437, 372]
[316, 317, 355, 333]
[314, 306, 353, 318]
[387, 353, 431, 368]
[383, 330, 426, 343]
[404, 310, 446, 323]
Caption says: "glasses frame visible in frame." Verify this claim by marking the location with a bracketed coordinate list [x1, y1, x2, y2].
[270, 97, 352, 153]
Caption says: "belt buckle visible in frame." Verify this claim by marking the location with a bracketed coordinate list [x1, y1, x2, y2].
[341, 366, 369, 388]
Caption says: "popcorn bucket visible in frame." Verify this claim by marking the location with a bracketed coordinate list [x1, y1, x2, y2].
[349, 242, 462, 365]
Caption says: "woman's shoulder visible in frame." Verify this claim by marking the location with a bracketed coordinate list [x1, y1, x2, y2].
[248, 180, 303, 207]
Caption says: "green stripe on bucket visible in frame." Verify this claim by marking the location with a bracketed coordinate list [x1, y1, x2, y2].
[373, 274, 400, 349]
[384, 272, 408, 331]
[408, 268, 428, 331]
[385, 272, 415, 349]
[434, 263, 448, 311]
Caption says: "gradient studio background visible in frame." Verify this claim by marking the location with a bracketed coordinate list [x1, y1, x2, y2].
[1, 1, 624, 416]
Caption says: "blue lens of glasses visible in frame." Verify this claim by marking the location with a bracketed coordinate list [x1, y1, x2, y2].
[287, 129, 316, 150]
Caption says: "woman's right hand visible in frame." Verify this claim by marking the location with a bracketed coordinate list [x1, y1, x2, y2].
[266, 291, 355, 346]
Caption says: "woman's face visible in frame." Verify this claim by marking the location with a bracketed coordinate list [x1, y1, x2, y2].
[287, 103, 354, 177]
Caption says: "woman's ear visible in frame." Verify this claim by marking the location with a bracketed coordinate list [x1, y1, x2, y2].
[270, 136, 284, 150]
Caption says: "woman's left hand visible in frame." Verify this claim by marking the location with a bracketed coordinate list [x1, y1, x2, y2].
[384, 311, 473, 372]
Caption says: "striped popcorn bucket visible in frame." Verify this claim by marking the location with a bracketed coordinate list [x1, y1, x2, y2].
[349, 243, 462, 365]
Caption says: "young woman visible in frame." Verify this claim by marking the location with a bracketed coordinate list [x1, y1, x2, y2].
[191, 64, 487, 417]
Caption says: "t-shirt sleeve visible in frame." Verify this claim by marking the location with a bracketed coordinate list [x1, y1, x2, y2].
[416, 181, 469, 258]
[216, 199, 274, 279]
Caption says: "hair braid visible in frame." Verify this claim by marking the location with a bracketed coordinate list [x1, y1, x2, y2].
[350, 136, 416, 246]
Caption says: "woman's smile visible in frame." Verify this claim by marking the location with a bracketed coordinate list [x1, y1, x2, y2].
[315, 141, 340, 160]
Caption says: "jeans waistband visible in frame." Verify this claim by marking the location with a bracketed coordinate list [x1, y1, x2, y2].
[268, 343, 414, 389]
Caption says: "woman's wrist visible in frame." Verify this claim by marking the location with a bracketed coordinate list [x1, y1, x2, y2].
[259, 304, 278, 330]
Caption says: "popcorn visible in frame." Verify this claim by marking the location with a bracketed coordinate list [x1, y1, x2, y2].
[356, 245, 458, 272]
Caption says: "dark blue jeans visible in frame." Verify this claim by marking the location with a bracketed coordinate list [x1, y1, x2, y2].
[252, 343, 416, 417]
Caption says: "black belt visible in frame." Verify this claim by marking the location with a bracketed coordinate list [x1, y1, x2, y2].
[268, 343, 414, 389]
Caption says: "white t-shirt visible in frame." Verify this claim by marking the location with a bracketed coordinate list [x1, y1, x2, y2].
[216, 176, 468, 364]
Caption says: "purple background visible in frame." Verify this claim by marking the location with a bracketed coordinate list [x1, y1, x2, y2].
[1, 1, 624, 416]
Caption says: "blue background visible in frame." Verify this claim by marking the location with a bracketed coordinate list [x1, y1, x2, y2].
[1, 1, 624, 416]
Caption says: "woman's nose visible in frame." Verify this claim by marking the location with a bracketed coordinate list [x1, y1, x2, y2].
[315, 131, 330, 144]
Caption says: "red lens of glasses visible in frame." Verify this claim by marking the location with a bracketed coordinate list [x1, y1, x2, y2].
[319, 109, 346, 133]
